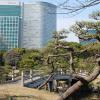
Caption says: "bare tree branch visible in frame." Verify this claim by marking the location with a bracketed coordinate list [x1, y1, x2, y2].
[58, 0, 100, 14]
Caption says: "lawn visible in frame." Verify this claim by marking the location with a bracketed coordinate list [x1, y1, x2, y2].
[0, 84, 58, 100]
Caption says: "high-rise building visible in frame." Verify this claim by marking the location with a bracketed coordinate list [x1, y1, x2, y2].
[0, 1, 57, 50]
[21, 2, 57, 49]
[0, 1, 21, 50]
[80, 29, 97, 45]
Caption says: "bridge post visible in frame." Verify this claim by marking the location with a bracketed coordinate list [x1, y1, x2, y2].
[47, 81, 53, 92]
[53, 80, 57, 91]
[68, 76, 72, 87]
[11, 69, 15, 81]
[21, 70, 24, 86]
[30, 69, 33, 81]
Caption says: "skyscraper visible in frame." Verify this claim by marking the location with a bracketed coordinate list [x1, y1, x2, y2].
[80, 29, 97, 45]
[0, 1, 57, 50]
[0, 1, 21, 50]
[21, 2, 57, 49]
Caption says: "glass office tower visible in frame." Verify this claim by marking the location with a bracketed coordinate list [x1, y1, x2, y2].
[0, 2, 21, 50]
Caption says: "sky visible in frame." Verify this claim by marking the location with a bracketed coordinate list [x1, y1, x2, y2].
[17, 0, 100, 42]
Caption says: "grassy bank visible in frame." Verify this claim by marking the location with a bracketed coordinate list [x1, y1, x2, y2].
[0, 84, 58, 100]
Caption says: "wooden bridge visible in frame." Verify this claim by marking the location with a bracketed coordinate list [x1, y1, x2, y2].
[24, 73, 78, 91]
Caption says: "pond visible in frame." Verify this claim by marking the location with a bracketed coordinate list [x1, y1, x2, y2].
[71, 93, 100, 100]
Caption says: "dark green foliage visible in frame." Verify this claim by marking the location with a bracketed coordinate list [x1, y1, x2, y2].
[19, 49, 43, 70]
[69, 11, 100, 72]
[0, 67, 6, 83]
[0, 65, 11, 83]
[70, 11, 100, 43]
[0, 11, 100, 78]
[4, 48, 25, 68]
[73, 42, 100, 71]
[42, 37, 82, 73]
[0, 51, 5, 66]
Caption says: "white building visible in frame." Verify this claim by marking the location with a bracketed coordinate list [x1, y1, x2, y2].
[21, 2, 57, 49]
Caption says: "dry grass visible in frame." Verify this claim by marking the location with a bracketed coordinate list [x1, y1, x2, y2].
[92, 75, 100, 86]
[0, 84, 59, 100]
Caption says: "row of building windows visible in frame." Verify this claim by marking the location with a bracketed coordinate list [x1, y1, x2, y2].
[0, 23, 19, 27]
[0, 42, 18, 45]
[0, 34, 18, 37]
[0, 41, 19, 46]
[0, 16, 19, 50]
[0, 29, 19, 32]
[0, 28, 19, 31]
[0, 39, 18, 42]
[0, 20, 19, 23]
[0, 36, 18, 40]
[0, 16, 19, 20]
[2, 38, 18, 41]
[0, 46, 18, 50]
[0, 30, 19, 33]
[0, 23, 19, 26]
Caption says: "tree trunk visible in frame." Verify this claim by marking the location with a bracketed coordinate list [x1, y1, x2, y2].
[69, 52, 75, 73]
[57, 59, 100, 100]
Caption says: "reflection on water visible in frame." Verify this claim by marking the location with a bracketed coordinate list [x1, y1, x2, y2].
[72, 93, 100, 100]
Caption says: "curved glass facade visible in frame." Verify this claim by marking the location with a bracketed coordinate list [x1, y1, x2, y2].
[21, 2, 56, 49]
